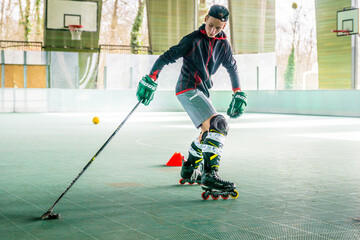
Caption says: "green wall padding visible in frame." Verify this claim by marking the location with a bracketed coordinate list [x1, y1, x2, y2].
[315, 0, 352, 89]
[146, 0, 195, 54]
[229, 0, 275, 54]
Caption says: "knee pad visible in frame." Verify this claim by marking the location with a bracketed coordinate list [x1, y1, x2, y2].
[209, 115, 229, 136]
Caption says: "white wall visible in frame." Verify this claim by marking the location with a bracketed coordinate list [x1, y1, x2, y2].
[104, 52, 276, 91]
[1, 88, 360, 117]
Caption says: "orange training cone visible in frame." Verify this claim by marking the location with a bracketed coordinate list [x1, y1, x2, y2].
[166, 152, 183, 167]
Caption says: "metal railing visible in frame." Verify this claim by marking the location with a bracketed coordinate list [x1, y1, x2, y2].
[0, 41, 152, 54]
[0, 40, 43, 51]
[99, 44, 152, 54]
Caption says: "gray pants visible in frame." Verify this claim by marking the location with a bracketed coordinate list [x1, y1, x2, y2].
[177, 89, 217, 128]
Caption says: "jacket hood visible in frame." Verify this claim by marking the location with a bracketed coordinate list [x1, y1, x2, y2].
[199, 24, 227, 40]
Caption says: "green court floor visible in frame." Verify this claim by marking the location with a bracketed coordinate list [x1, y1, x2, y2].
[0, 111, 359, 239]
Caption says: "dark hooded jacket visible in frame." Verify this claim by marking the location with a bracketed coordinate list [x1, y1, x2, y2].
[149, 24, 241, 98]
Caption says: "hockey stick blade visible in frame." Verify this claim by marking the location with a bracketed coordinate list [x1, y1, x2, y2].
[41, 209, 53, 220]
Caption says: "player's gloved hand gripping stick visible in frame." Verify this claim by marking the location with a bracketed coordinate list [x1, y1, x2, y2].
[227, 91, 247, 118]
[41, 101, 141, 220]
[136, 75, 158, 106]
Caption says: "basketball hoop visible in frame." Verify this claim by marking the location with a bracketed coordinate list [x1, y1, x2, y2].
[68, 25, 83, 40]
[332, 30, 350, 36]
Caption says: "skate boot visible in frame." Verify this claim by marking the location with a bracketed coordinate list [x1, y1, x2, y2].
[179, 138, 204, 185]
[179, 158, 202, 185]
[201, 170, 238, 200]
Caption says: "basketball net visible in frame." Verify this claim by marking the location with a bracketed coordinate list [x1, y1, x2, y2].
[68, 25, 83, 40]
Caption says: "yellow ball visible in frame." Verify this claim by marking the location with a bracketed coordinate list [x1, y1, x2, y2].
[92, 117, 100, 124]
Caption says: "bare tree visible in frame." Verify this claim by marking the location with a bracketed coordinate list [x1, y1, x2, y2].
[5, 0, 14, 39]
[18, 0, 32, 41]
[24, 0, 31, 41]
[0, 0, 43, 41]
[100, 0, 146, 45]
[130, 0, 145, 53]
[284, 2, 299, 89]
[276, 0, 317, 89]
[0, 0, 5, 36]
[109, 0, 120, 44]
[18, 0, 24, 36]
[198, 0, 207, 27]
[34, 0, 42, 38]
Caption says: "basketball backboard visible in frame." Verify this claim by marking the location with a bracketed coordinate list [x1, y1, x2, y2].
[44, 0, 101, 52]
[46, 0, 98, 32]
[335, 8, 359, 36]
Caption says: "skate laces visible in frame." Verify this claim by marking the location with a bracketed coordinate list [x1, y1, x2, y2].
[213, 172, 230, 184]
[190, 168, 202, 180]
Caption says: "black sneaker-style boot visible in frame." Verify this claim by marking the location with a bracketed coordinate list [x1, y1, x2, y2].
[179, 137, 204, 185]
[201, 170, 235, 191]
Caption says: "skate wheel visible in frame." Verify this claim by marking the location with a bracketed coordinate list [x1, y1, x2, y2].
[201, 192, 209, 200]
[230, 190, 239, 199]
[179, 179, 186, 185]
[188, 181, 195, 185]
[211, 193, 220, 200]
[221, 193, 229, 200]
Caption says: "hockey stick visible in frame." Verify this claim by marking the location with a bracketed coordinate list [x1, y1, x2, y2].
[41, 101, 141, 220]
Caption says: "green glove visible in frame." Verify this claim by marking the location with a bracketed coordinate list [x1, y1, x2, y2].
[136, 75, 158, 106]
[227, 91, 247, 118]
